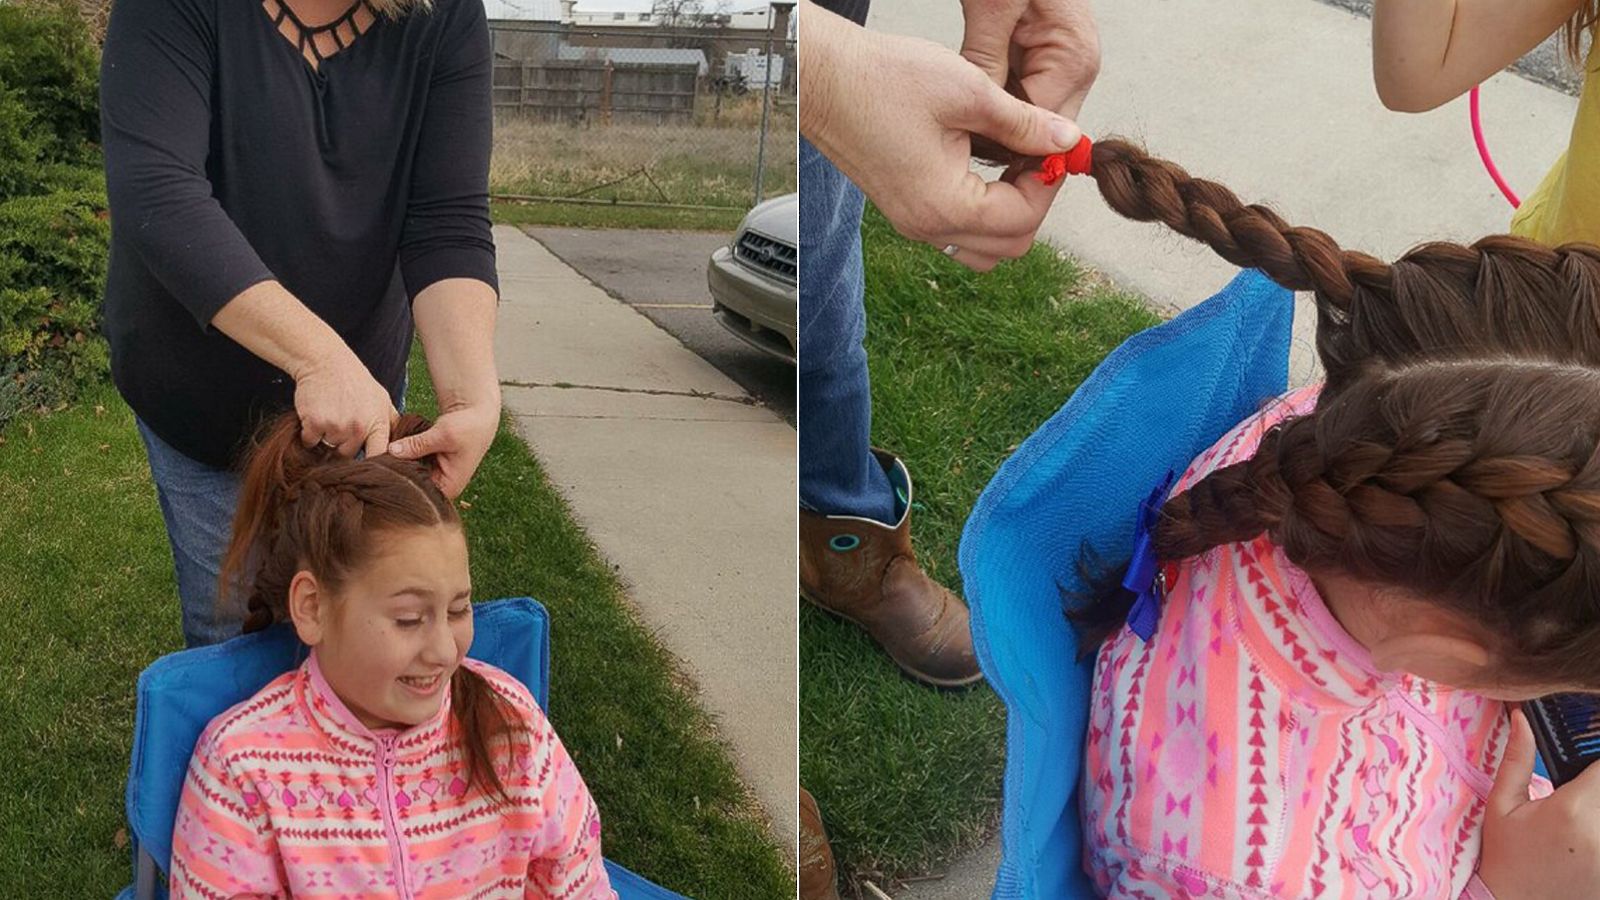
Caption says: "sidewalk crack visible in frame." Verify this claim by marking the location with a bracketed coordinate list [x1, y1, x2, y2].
[500, 379, 759, 406]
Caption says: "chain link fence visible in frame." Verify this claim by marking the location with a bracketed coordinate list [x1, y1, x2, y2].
[488, 19, 796, 212]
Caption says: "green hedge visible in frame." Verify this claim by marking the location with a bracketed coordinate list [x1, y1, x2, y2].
[0, 2, 108, 428]
[0, 189, 111, 413]
[0, 1, 101, 167]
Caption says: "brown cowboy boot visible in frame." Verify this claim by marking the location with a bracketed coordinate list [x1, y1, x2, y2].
[799, 787, 842, 900]
[799, 449, 982, 687]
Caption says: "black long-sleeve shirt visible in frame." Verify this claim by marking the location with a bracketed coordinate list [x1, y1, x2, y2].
[100, 0, 498, 469]
[812, 0, 869, 26]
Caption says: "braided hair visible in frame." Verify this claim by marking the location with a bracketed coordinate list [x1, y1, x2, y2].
[218, 412, 524, 802]
[1073, 140, 1600, 690]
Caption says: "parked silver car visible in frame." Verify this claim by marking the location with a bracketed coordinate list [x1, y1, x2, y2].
[707, 192, 797, 364]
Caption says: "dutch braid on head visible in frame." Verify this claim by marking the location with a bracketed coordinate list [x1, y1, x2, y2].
[1070, 141, 1600, 689]
[219, 411, 524, 803]
[1262, 367, 1600, 686]
[222, 416, 453, 632]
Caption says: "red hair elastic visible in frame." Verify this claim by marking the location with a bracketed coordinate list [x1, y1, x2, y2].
[1036, 136, 1093, 185]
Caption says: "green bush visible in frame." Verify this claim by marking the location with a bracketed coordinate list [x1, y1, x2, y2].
[0, 2, 101, 167]
[0, 188, 110, 415]
[0, 2, 107, 426]
[0, 87, 47, 201]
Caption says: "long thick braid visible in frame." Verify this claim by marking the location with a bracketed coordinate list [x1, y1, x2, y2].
[1071, 140, 1600, 682]
[1086, 141, 1600, 382]
[1151, 454, 1284, 560]
[1088, 140, 1385, 305]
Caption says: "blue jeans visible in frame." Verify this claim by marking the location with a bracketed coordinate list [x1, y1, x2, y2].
[798, 138, 896, 524]
[136, 379, 406, 648]
[136, 418, 245, 648]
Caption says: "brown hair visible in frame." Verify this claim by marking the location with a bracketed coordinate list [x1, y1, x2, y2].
[1069, 139, 1600, 691]
[367, 0, 432, 18]
[1563, 1, 1600, 68]
[220, 412, 522, 802]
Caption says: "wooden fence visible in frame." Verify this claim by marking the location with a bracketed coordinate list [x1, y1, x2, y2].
[492, 60, 699, 126]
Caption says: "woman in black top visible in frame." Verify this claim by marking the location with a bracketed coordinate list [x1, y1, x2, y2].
[100, 0, 501, 646]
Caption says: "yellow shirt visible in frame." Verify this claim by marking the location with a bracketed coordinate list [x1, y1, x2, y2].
[1510, 53, 1600, 245]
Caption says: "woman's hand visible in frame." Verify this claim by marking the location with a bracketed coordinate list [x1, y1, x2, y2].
[1479, 708, 1600, 898]
[207, 280, 398, 460]
[800, 0, 1083, 271]
[960, 0, 1100, 121]
[388, 399, 500, 499]
[293, 347, 399, 460]
[403, 278, 500, 499]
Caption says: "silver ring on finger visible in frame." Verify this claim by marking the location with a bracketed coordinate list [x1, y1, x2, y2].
[941, 243, 960, 257]
[319, 437, 337, 449]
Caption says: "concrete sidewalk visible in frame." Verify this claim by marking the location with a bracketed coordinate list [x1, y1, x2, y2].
[859, 0, 1581, 895]
[491, 224, 797, 849]
[872, 0, 1578, 386]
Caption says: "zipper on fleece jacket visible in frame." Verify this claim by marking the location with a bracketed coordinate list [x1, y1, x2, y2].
[375, 735, 414, 898]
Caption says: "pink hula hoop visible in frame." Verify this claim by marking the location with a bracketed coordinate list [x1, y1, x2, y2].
[1470, 85, 1521, 208]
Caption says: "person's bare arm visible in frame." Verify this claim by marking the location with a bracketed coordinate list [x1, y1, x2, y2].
[388, 278, 500, 499]
[1372, 0, 1585, 112]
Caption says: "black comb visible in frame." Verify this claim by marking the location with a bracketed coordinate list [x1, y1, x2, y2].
[1523, 693, 1600, 788]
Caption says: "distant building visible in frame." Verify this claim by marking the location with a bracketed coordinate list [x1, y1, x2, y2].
[565, 5, 777, 31]
[484, 0, 564, 20]
[489, 0, 792, 96]
[485, 0, 566, 61]
[557, 45, 710, 77]
[721, 48, 782, 87]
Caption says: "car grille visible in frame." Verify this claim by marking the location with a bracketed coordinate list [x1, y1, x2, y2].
[734, 231, 797, 283]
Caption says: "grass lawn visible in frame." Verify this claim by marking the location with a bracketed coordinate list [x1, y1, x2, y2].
[797, 207, 1161, 892]
[487, 112, 793, 232]
[491, 116, 795, 212]
[0, 348, 794, 898]
[492, 198, 745, 232]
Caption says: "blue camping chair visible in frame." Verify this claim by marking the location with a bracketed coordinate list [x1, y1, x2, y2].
[958, 270, 1295, 899]
[118, 596, 687, 900]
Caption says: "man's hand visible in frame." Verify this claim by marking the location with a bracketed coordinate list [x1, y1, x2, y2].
[801, 1, 1084, 271]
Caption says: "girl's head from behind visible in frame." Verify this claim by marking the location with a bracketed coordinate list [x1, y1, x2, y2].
[1165, 362, 1600, 699]
[1076, 141, 1600, 697]
[221, 413, 517, 798]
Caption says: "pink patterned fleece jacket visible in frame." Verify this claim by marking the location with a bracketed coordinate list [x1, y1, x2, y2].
[1082, 386, 1547, 899]
[170, 654, 615, 900]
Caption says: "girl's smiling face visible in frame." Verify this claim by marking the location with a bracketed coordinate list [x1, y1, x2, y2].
[288, 523, 474, 731]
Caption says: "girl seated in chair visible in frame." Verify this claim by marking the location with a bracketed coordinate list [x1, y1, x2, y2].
[1069, 140, 1600, 898]
[169, 413, 615, 899]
